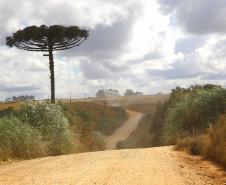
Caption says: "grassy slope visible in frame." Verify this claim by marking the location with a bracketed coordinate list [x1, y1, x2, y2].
[67, 101, 128, 136]
[0, 101, 128, 137]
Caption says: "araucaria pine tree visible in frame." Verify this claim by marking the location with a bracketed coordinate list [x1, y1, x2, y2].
[6, 25, 89, 103]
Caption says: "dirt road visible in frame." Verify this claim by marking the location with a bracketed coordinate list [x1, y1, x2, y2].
[106, 109, 144, 149]
[0, 146, 225, 185]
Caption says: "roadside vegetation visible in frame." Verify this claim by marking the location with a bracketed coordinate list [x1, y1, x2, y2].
[0, 101, 127, 161]
[118, 84, 226, 168]
[148, 84, 226, 168]
[0, 102, 76, 160]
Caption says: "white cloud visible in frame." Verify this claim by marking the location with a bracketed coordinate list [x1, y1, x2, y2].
[158, 0, 226, 34]
[1, 0, 226, 100]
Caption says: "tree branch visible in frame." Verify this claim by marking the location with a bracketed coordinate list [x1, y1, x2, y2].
[52, 39, 86, 51]
[52, 38, 84, 50]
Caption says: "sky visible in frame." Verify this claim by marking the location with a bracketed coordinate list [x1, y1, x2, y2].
[1, 0, 226, 99]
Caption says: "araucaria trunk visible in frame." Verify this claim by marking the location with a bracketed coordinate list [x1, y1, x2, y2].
[49, 48, 55, 103]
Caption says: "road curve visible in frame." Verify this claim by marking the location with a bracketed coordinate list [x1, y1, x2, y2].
[105, 109, 144, 150]
[0, 146, 225, 185]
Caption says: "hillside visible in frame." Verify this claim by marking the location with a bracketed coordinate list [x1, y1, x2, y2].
[0, 101, 127, 137]
[66, 101, 127, 136]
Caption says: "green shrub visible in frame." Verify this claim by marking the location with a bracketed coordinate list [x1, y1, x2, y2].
[0, 117, 45, 160]
[163, 87, 226, 144]
[17, 102, 76, 155]
[0, 102, 77, 160]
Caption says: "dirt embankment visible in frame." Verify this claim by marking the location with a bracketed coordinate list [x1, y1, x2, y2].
[105, 109, 144, 149]
[0, 146, 225, 185]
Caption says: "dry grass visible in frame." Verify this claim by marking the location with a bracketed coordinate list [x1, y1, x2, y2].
[0, 102, 20, 111]
[102, 95, 169, 113]
[176, 135, 210, 156]
[176, 115, 226, 168]
[67, 101, 120, 119]
[107, 94, 169, 107]
[66, 101, 127, 136]
[207, 115, 226, 168]
[126, 103, 157, 113]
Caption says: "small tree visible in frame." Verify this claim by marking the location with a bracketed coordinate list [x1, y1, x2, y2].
[6, 25, 89, 103]
[124, 89, 134, 96]
[96, 89, 120, 98]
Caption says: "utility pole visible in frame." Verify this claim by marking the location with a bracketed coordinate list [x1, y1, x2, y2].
[69, 92, 72, 104]
[103, 91, 106, 116]
[84, 93, 87, 106]
[192, 127, 195, 139]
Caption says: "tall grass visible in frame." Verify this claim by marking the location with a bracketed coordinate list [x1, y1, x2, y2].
[17, 102, 76, 155]
[176, 135, 210, 156]
[176, 115, 226, 168]
[207, 115, 226, 168]
[0, 117, 45, 160]
[0, 102, 76, 160]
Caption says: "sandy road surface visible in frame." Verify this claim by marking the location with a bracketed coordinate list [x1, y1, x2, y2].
[106, 109, 144, 149]
[0, 146, 225, 185]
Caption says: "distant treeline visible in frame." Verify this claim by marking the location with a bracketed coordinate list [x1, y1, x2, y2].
[4, 95, 35, 102]
[96, 89, 143, 98]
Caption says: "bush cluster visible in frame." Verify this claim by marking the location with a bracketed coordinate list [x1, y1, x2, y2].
[0, 102, 76, 160]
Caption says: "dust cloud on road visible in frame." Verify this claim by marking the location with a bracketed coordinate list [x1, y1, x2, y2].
[105, 109, 144, 150]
